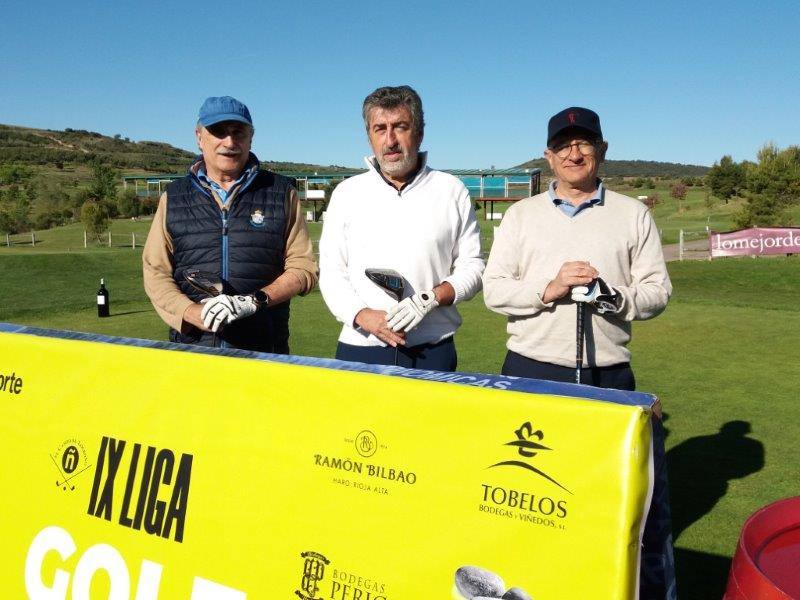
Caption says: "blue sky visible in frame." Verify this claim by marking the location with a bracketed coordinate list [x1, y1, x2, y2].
[2, 0, 798, 169]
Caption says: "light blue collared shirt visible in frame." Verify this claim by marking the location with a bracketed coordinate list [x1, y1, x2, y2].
[548, 180, 605, 217]
[197, 168, 250, 205]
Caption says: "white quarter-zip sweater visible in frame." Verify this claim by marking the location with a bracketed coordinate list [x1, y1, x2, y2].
[319, 153, 484, 347]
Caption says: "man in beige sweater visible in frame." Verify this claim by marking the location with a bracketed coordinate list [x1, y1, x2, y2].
[483, 107, 671, 389]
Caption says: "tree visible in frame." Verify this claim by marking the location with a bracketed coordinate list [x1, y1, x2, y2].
[0, 163, 33, 185]
[34, 181, 72, 229]
[117, 188, 141, 218]
[670, 183, 688, 212]
[0, 210, 13, 235]
[140, 196, 158, 215]
[643, 193, 660, 209]
[87, 162, 118, 204]
[706, 155, 745, 204]
[0, 185, 32, 233]
[80, 200, 109, 240]
[734, 143, 800, 228]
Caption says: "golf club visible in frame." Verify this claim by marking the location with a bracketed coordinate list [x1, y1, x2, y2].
[184, 270, 224, 297]
[50, 453, 76, 491]
[365, 268, 406, 366]
[184, 270, 224, 345]
[575, 301, 585, 384]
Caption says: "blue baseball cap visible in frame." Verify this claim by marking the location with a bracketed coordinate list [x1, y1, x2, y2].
[197, 96, 253, 127]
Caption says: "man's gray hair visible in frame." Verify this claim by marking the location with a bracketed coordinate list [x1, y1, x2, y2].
[362, 85, 425, 137]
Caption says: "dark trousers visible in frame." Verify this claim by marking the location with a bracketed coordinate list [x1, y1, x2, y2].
[501, 350, 636, 391]
[336, 337, 457, 372]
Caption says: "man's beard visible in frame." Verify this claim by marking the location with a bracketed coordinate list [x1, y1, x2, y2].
[376, 147, 418, 178]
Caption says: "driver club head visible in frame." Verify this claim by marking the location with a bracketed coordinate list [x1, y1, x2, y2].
[364, 268, 406, 301]
[184, 270, 224, 297]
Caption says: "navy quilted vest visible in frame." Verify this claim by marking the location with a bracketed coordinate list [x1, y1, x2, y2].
[166, 169, 294, 352]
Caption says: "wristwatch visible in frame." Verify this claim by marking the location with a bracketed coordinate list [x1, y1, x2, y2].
[251, 289, 270, 309]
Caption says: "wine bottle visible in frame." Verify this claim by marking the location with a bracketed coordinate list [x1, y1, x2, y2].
[97, 278, 110, 317]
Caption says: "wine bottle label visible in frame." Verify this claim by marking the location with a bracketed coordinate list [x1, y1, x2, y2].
[97, 296, 106, 305]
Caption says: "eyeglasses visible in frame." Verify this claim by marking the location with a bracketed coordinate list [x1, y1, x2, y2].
[550, 141, 597, 159]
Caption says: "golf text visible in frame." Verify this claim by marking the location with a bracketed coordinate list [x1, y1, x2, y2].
[0, 369, 24, 394]
[24, 525, 244, 599]
[87, 436, 193, 543]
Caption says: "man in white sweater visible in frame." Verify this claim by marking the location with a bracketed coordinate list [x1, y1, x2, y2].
[319, 85, 484, 370]
[483, 107, 671, 389]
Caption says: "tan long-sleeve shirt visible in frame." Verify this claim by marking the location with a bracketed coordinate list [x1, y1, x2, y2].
[143, 186, 318, 332]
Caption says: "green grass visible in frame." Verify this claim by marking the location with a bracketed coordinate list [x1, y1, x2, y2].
[1, 219, 154, 253]
[1, 221, 798, 599]
[630, 258, 800, 597]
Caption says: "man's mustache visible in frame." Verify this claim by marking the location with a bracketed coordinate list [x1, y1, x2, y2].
[383, 144, 404, 155]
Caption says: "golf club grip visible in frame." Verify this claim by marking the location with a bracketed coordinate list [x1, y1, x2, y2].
[576, 302, 585, 384]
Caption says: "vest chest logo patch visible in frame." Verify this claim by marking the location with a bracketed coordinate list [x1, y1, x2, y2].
[249, 209, 266, 229]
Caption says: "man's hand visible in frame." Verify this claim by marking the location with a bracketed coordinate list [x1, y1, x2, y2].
[183, 303, 211, 332]
[571, 277, 622, 314]
[542, 261, 599, 304]
[386, 291, 439, 333]
[354, 308, 406, 347]
[200, 294, 258, 333]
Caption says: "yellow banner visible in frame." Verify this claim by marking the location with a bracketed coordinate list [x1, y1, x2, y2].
[0, 330, 653, 599]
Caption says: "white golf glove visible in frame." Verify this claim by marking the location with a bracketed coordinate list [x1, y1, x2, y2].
[200, 294, 258, 332]
[571, 278, 621, 314]
[386, 290, 439, 333]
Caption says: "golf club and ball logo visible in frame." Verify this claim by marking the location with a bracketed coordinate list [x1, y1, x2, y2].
[50, 438, 92, 492]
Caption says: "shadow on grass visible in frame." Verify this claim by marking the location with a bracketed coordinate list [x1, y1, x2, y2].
[109, 310, 151, 317]
[674, 547, 731, 600]
[666, 420, 764, 541]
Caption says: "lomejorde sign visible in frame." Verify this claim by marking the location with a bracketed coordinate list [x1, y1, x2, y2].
[0, 325, 659, 599]
[710, 227, 800, 258]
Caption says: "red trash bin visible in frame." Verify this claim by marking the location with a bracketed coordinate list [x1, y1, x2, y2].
[724, 496, 800, 599]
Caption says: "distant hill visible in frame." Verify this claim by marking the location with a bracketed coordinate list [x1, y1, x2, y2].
[1, 123, 708, 178]
[517, 157, 709, 178]
[0, 124, 195, 172]
[0, 124, 354, 174]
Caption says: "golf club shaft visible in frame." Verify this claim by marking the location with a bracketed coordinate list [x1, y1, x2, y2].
[576, 301, 585, 384]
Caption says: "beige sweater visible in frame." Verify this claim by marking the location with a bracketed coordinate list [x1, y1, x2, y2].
[483, 189, 671, 368]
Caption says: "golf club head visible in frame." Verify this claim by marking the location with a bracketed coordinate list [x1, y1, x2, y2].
[184, 270, 224, 297]
[365, 268, 406, 301]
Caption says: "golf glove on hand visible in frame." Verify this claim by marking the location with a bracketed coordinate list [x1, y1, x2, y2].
[200, 294, 258, 332]
[571, 278, 622, 314]
[386, 290, 439, 333]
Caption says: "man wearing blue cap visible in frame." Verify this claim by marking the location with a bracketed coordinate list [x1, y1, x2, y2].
[143, 96, 318, 352]
[483, 107, 671, 389]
